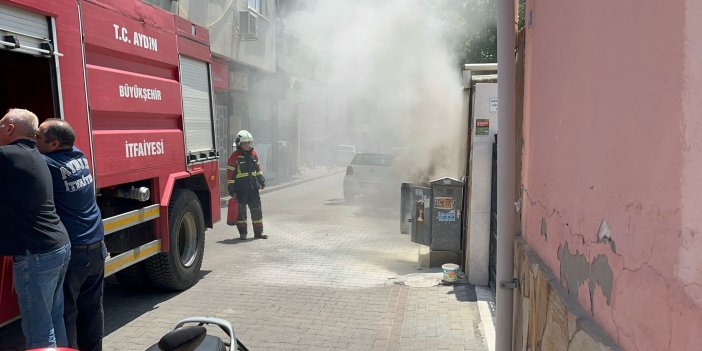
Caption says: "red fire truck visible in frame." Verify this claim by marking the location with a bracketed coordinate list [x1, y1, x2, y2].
[0, 0, 221, 326]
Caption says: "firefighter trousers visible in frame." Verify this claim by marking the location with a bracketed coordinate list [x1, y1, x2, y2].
[234, 189, 263, 237]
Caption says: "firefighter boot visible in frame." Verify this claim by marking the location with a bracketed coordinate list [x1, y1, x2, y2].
[236, 222, 248, 240]
[254, 231, 267, 239]
[236, 218, 248, 240]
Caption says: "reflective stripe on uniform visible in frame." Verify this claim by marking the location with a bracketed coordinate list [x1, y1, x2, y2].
[232, 152, 263, 180]
[227, 180, 235, 184]
[255, 159, 263, 175]
[235, 171, 263, 178]
[252, 220, 263, 224]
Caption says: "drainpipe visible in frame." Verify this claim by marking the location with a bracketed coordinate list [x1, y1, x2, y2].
[496, 1, 517, 351]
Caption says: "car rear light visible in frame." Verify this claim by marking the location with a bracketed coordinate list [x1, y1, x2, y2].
[346, 166, 353, 175]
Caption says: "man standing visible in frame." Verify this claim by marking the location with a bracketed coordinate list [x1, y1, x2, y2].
[36, 119, 105, 351]
[227, 130, 267, 240]
[0, 109, 71, 349]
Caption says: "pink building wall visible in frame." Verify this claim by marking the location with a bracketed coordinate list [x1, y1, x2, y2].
[521, 1, 702, 350]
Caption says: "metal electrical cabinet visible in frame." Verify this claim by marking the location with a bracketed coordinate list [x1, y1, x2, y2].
[430, 178, 464, 251]
[410, 186, 432, 246]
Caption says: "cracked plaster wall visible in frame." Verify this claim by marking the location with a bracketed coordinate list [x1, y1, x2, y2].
[513, 238, 619, 351]
[520, 0, 702, 350]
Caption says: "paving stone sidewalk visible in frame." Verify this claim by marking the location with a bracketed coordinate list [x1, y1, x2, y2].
[0, 174, 492, 351]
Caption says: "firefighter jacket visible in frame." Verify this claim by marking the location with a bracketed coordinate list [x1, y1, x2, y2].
[227, 148, 265, 194]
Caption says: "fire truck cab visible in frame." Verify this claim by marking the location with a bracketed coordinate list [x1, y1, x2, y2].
[0, 0, 221, 326]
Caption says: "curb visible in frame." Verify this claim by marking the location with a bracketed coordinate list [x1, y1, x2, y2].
[220, 170, 344, 207]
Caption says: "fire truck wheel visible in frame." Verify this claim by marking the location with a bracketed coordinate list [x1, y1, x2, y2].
[146, 189, 205, 290]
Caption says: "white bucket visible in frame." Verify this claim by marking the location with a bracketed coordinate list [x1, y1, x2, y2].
[442, 263, 460, 282]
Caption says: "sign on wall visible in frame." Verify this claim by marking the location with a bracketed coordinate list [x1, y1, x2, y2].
[489, 97, 498, 112]
[476, 119, 490, 135]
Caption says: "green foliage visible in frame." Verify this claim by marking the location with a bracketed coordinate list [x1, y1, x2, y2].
[518, 0, 526, 30]
[434, 0, 526, 66]
[433, 0, 497, 64]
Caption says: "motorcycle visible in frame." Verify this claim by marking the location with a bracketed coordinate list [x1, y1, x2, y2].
[28, 317, 249, 351]
[146, 317, 249, 351]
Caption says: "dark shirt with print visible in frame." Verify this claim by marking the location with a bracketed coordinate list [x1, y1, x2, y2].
[43, 147, 104, 246]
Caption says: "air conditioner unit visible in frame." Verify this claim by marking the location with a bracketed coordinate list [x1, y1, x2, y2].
[290, 78, 303, 90]
[238, 10, 258, 41]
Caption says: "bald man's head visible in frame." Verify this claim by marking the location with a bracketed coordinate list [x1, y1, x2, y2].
[0, 109, 39, 146]
[36, 118, 76, 154]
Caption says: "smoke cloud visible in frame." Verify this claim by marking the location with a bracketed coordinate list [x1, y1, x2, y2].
[284, 0, 469, 183]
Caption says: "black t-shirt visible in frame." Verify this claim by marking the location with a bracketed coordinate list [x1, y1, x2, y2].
[0, 139, 69, 255]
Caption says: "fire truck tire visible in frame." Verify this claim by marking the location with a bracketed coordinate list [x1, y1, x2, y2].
[114, 262, 152, 290]
[145, 189, 205, 291]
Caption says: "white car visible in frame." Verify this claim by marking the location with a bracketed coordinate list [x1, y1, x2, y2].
[343, 153, 396, 201]
[334, 144, 356, 167]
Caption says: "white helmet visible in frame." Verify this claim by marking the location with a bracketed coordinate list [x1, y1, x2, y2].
[235, 130, 253, 147]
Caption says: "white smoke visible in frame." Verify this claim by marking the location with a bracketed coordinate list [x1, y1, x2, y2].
[284, 0, 467, 183]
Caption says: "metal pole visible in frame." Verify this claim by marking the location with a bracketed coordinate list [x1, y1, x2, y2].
[496, 0, 517, 351]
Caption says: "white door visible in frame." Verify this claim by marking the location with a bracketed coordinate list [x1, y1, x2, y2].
[180, 56, 215, 156]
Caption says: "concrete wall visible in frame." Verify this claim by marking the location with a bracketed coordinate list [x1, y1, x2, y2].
[521, 0, 702, 350]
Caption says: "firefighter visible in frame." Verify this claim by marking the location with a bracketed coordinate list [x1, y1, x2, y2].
[227, 130, 267, 240]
